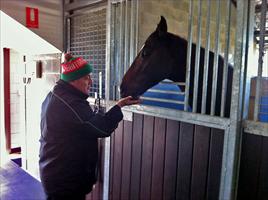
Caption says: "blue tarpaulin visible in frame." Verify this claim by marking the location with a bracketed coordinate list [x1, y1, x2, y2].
[141, 82, 191, 111]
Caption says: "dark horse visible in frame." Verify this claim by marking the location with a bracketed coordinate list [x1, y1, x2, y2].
[120, 16, 233, 117]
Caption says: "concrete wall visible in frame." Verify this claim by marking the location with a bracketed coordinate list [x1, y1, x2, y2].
[138, 0, 237, 56]
[1, 0, 63, 51]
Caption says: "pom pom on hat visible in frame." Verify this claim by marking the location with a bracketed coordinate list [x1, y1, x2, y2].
[64, 53, 74, 63]
[60, 53, 93, 82]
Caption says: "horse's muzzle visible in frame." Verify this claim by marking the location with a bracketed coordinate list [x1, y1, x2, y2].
[120, 89, 139, 100]
[120, 83, 141, 99]
[119, 84, 127, 98]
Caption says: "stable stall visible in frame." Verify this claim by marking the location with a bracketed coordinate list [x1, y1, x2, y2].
[63, 0, 268, 199]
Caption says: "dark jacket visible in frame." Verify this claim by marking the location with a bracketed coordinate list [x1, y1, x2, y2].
[39, 80, 123, 196]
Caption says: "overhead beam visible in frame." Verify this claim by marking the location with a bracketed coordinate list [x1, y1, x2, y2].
[64, 0, 106, 12]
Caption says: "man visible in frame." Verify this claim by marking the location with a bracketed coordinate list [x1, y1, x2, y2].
[39, 53, 140, 200]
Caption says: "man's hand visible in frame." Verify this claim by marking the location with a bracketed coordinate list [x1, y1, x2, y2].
[117, 96, 142, 108]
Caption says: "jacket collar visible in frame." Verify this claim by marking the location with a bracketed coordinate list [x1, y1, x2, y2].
[54, 79, 89, 99]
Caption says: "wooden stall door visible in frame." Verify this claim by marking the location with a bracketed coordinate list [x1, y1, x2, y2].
[109, 113, 224, 200]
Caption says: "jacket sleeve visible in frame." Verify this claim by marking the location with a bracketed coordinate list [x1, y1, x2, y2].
[72, 100, 123, 138]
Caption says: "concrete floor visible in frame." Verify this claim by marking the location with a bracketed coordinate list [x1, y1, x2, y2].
[0, 160, 45, 200]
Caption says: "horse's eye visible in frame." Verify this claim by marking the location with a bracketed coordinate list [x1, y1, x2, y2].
[141, 49, 150, 58]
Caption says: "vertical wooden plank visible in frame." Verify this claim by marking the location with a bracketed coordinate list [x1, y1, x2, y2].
[176, 122, 194, 200]
[151, 117, 166, 200]
[129, 113, 143, 200]
[190, 125, 210, 200]
[206, 128, 224, 200]
[237, 133, 262, 200]
[109, 132, 115, 199]
[112, 121, 124, 200]
[140, 115, 154, 200]
[163, 120, 180, 200]
[257, 136, 268, 200]
[120, 120, 133, 200]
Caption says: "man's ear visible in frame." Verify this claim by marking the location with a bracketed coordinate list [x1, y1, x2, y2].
[156, 16, 167, 37]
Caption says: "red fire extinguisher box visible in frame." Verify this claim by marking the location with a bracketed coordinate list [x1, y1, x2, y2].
[26, 7, 39, 28]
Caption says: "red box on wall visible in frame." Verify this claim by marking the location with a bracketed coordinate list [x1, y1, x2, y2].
[26, 7, 39, 28]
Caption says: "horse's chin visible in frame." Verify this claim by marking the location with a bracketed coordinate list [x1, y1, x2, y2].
[131, 95, 140, 100]
[120, 91, 141, 100]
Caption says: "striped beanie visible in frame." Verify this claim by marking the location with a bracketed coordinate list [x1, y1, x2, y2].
[60, 53, 93, 82]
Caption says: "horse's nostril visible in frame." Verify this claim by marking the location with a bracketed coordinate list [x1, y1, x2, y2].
[120, 85, 125, 93]
[119, 87, 125, 98]
[120, 92, 127, 98]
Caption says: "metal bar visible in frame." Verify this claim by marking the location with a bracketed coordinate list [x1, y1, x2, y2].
[220, 0, 232, 117]
[201, 0, 211, 114]
[62, 0, 67, 52]
[254, 0, 267, 121]
[162, 81, 186, 86]
[232, 2, 250, 200]
[114, 102, 231, 130]
[129, 0, 139, 63]
[24, 56, 28, 169]
[210, 0, 221, 115]
[219, 0, 248, 199]
[219, 126, 231, 199]
[105, 1, 112, 101]
[147, 89, 185, 95]
[110, 102, 231, 129]
[129, 0, 135, 64]
[184, 0, 193, 111]
[65, 0, 106, 11]
[117, 0, 124, 99]
[134, 0, 139, 55]
[192, 0, 203, 113]
[111, 4, 117, 100]
[243, 120, 268, 137]
[242, 0, 254, 119]
[110, 3, 117, 100]
[140, 96, 185, 105]
[99, 72, 103, 98]
[103, 135, 111, 200]
[124, 0, 129, 74]
[67, 18, 71, 52]
[65, 37, 108, 43]
[66, 4, 107, 18]
[103, 1, 112, 199]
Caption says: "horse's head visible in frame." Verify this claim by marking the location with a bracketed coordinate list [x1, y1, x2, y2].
[120, 16, 183, 98]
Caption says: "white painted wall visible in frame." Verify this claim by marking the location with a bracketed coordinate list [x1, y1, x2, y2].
[0, 9, 61, 167]
[0, 11, 61, 55]
[1, 0, 63, 51]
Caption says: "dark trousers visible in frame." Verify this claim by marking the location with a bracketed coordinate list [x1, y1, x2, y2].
[46, 193, 86, 200]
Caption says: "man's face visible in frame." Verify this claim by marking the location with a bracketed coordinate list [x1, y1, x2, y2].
[71, 74, 92, 95]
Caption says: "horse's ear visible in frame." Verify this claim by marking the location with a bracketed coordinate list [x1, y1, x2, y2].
[156, 16, 167, 37]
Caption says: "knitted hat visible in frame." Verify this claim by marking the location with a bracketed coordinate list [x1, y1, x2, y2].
[60, 53, 93, 82]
